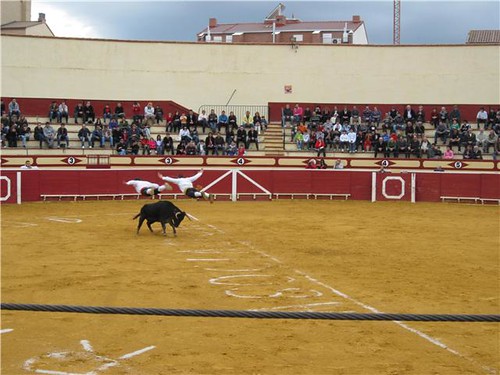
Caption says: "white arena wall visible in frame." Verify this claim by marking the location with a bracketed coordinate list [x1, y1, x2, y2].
[1, 35, 499, 110]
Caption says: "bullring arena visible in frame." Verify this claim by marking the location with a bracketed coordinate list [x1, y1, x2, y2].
[1, 11, 500, 375]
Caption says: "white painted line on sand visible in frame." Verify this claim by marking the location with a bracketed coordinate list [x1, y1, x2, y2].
[119, 345, 156, 359]
[0, 328, 14, 334]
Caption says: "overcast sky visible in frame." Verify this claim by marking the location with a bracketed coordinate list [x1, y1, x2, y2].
[31, 1, 499, 44]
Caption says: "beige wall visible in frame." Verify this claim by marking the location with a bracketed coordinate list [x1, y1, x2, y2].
[1, 35, 499, 111]
[1, 0, 31, 25]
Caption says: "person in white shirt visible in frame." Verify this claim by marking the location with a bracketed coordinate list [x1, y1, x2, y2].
[20, 160, 38, 169]
[347, 128, 357, 153]
[126, 178, 172, 197]
[158, 169, 213, 203]
[144, 102, 155, 120]
[476, 107, 488, 129]
[339, 130, 349, 152]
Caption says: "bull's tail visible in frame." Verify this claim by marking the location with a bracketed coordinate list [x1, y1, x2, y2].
[132, 213, 141, 220]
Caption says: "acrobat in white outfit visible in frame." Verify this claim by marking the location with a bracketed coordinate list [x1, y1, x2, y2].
[158, 169, 213, 203]
[125, 179, 172, 197]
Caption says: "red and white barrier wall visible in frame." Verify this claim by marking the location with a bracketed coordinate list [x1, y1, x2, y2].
[1, 168, 498, 204]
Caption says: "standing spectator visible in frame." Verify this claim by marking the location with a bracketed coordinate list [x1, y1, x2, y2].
[58, 100, 69, 124]
[56, 123, 69, 148]
[347, 127, 357, 153]
[83, 101, 95, 123]
[74, 102, 84, 124]
[42, 122, 56, 148]
[78, 123, 92, 148]
[48, 101, 59, 123]
[476, 107, 488, 129]
[8, 98, 21, 118]
[315, 136, 326, 157]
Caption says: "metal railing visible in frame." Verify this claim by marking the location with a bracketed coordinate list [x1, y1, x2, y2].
[197, 105, 269, 125]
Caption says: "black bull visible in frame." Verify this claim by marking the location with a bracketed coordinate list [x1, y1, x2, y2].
[133, 201, 188, 235]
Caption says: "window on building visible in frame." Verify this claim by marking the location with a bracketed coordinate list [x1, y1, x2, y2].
[292, 34, 303, 42]
[213, 36, 222, 42]
[322, 33, 332, 44]
[226, 35, 233, 43]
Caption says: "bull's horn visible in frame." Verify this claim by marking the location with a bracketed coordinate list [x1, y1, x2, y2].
[175, 211, 182, 219]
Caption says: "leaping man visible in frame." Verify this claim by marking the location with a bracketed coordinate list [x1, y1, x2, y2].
[125, 178, 173, 197]
[158, 168, 214, 203]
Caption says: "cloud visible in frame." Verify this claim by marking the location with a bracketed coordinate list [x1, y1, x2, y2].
[31, 1, 102, 38]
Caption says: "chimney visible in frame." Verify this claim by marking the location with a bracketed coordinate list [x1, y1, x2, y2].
[276, 14, 286, 26]
[38, 13, 46, 23]
[209, 18, 217, 28]
[352, 15, 361, 23]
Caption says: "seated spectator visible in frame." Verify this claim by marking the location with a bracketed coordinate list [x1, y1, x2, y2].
[463, 144, 474, 159]
[172, 111, 181, 133]
[130, 138, 140, 155]
[228, 111, 238, 132]
[238, 144, 246, 156]
[205, 132, 216, 155]
[334, 159, 344, 169]
[196, 139, 207, 155]
[58, 101, 69, 124]
[236, 126, 247, 147]
[242, 110, 252, 129]
[186, 109, 197, 132]
[493, 136, 500, 160]
[179, 125, 191, 144]
[48, 101, 59, 123]
[78, 124, 92, 148]
[434, 122, 449, 144]
[427, 143, 442, 159]
[351, 106, 360, 125]
[74, 102, 84, 124]
[409, 134, 421, 158]
[339, 130, 349, 152]
[155, 105, 164, 124]
[42, 122, 56, 149]
[484, 130, 498, 153]
[449, 105, 461, 124]
[293, 104, 303, 125]
[443, 146, 454, 159]
[430, 108, 439, 128]
[448, 128, 461, 151]
[303, 107, 312, 124]
[132, 102, 142, 122]
[6, 124, 18, 148]
[252, 111, 262, 133]
[487, 108, 497, 130]
[294, 130, 304, 150]
[282, 104, 293, 127]
[83, 101, 95, 123]
[0, 99, 5, 116]
[439, 106, 448, 125]
[165, 112, 174, 132]
[185, 140, 197, 155]
[461, 129, 476, 149]
[476, 107, 488, 129]
[197, 109, 208, 133]
[91, 125, 103, 148]
[56, 123, 69, 148]
[162, 133, 175, 155]
[247, 126, 259, 150]
[347, 128, 357, 154]
[386, 137, 398, 158]
[102, 104, 113, 123]
[472, 145, 483, 159]
[33, 122, 45, 148]
[218, 110, 228, 133]
[102, 125, 113, 148]
[415, 105, 425, 123]
[144, 102, 155, 121]
[8, 98, 20, 118]
[226, 140, 238, 156]
[372, 107, 381, 128]
[420, 136, 431, 157]
[114, 102, 125, 119]
[374, 137, 386, 158]
[139, 135, 150, 155]
[214, 132, 225, 154]
[18, 123, 31, 148]
[397, 135, 409, 158]
[115, 138, 127, 155]
[403, 105, 416, 124]
[261, 115, 268, 131]
[208, 109, 218, 133]
[476, 129, 487, 150]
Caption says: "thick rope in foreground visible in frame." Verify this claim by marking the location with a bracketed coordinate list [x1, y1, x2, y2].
[2, 303, 499, 322]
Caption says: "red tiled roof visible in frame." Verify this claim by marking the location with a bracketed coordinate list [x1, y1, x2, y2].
[466, 30, 500, 44]
[200, 20, 363, 35]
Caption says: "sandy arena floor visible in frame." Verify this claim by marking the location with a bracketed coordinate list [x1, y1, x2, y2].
[1, 199, 499, 375]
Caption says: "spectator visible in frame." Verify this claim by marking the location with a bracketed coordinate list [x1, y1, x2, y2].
[172, 111, 181, 133]
[397, 135, 409, 158]
[484, 130, 498, 153]
[403, 105, 415, 123]
[444, 146, 455, 159]
[8, 98, 20, 118]
[449, 105, 461, 124]
[114, 102, 125, 119]
[20, 160, 38, 169]
[226, 140, 238, 156]
[493, 135, 500, 160]
[115, 138, 127, 155]
[463, 145, 474, 159]
[347, 127, 357, 153]
[48, 101, 59, 123]
[415, 105, 425, 123]
[6, 124, 18, 147]
[144, 102, 155, 121]
[305, 158, 317, 169]
[487, 108, 497, 130]
[372, 106, 381, 128]
[42, 122, 56, 148]
[74, 102, 84, 124]
[33, 122, 45, 148]
[236, 126, 247, 148]
[476, 107, 488, 129]
[0, 99, 5, 116]
[434, 122, 449, 144]
[242, 110, 253, 129]
[56, 123, 69, 148]
[218, 110, 228, 133]
[208, 109, 218, 133]
[58, 101, 69, 124]
[186, 109, 197, 132]
[228, 111, 238, 132]
[179, 125, 191, 144]
[83, 101, 95, 123]
[282, 104, 293, 127]
[91, 125, 103, 148]
[102, 125, 113, 148]
[252, 111, 262, 133]
[261, 115, 268, 131]
[247, 126, 259, 150]
[448, 128, 461, 151]
[196, 139, 207, 155]
[472, 145, 483, 159]
[78, 124, 92, 148]
[102, 104, 112, 123]
[317, 158, 328, 169]
[185, 140, 197, 155]
[430, 108, 439, 128]
[476, 129, 487, 150]
[420, 136, 431, 157]
[139, 135, 150, 155]
[197, 109, 208, 133]
[439, 106, 448, 125]
[386, 137, 398, 158]
[374, 137, 386, 158]
[334, 159, 344, 169]
[339, 130, 349, 152]
[214, 132, 225, 154]
[155, 105, 164, 124]
[409, 134, 421, 158]
[315, 136, 326, 157]
[205, 132, 216, 155]
[293, 104, 303, 125]
[162, 133, 175, 155]
[462, 129, 476, 149]
[132, 101, 142, 122]
[17, 123, 30, 148]
[238, 144, 246, 156]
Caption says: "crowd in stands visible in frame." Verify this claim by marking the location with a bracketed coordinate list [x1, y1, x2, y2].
[283, 103, 500, 160]
[1, 99, 268, 156]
